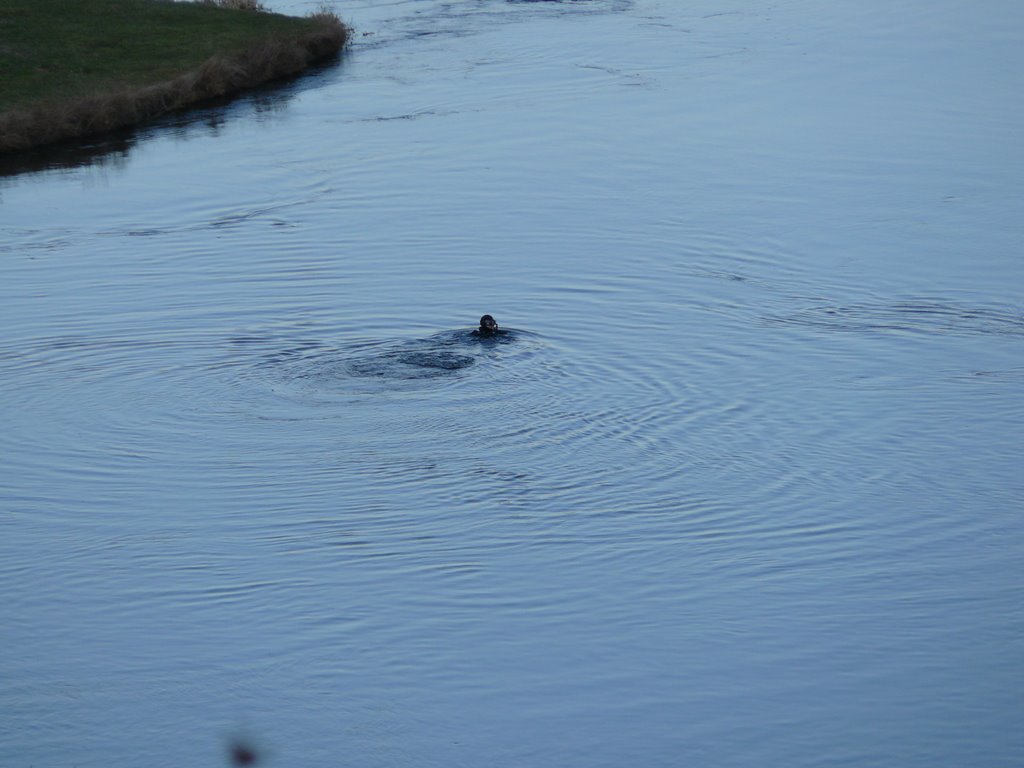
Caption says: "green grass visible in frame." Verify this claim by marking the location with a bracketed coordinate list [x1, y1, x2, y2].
[0, 0, 337, 111]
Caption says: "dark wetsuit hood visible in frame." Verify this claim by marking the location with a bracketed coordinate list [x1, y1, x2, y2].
[478, 314, 499, 334]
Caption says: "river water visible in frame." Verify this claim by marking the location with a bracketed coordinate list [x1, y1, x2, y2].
[2, 1, 1022, 766]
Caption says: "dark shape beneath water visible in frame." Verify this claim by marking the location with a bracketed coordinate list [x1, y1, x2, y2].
[345, 326, 518, 382]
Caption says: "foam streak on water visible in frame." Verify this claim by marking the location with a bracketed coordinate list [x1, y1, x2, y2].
[1, 1, 1023, 767]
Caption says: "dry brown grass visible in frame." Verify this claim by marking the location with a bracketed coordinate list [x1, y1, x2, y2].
[200, 0, 269, 11]
[0, 12, 347, 153]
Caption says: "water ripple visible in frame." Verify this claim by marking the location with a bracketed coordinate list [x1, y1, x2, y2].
[767, 297, 1024, 337]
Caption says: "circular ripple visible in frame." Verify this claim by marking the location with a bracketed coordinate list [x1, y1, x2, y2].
[233, 327, 551, 398]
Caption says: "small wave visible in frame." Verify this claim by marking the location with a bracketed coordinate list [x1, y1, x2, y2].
[506, 0, 632, 9]
[766, 298, 1024, 338]
[948, 367, 1024, 385]
[354, 0, 634, 51]
[349, 350, 477, 379]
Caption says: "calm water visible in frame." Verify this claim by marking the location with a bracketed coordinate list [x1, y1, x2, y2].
[2, 1, 1023, 766]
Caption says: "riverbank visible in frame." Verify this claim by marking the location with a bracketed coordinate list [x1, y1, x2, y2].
[0, 0, 348, 153]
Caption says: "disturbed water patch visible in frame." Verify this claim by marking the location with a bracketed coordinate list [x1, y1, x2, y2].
[237, 327, 544, 397]
[766, 297, 1024, 338]
[348, 348, 477, 379]
[355, 0, 634, 50]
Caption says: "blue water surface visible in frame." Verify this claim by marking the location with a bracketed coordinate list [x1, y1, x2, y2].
[1, 1, 1022, 766]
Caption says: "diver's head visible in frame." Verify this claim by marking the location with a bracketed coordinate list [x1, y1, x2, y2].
[479, 314, 499, 334]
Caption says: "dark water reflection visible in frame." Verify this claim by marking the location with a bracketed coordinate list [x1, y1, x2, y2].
[2, 1, 1023, 767]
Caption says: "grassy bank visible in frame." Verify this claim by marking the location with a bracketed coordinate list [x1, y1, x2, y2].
[0, 0, 348, 152]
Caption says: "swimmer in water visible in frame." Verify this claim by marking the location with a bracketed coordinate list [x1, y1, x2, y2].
[476, 314, 499, 336]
